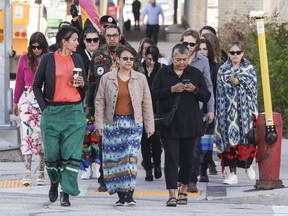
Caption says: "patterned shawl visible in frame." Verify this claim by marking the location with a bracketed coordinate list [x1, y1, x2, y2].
[214, 58, 258, 153]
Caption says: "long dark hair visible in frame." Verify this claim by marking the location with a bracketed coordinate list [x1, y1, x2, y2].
[138, 38, 155, 58]
[28, 31, 48, 72]
[56, 25, 78, 50]
[199, 38, 215, 64]
[145, 45, 159, 63]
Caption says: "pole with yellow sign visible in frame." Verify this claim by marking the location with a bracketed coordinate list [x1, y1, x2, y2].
[252, 11, 278, 144]
[248, 11, 284, 190]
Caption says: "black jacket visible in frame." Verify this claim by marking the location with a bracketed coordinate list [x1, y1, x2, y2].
[33, 52, 87, 111]
[151, 64, 210, 138]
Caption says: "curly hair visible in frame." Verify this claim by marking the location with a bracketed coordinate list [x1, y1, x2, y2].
[28, 31, 48, 72]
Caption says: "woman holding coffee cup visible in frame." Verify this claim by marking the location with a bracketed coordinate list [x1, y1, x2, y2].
[33, 25, 87, 207]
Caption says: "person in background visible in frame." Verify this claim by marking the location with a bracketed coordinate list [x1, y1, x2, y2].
[33, 26, 87, 207]
[94, 45, 154, 206]
[180, 28, 214, 193]
[141, 45, 163, 182]
[142, 0, 164, 44]
[49, 21, 71, 52]
[138, 38, 156, 62]
[198, 38, 220, 182]
[201, 32, 222, 65]
[76, 25, 102, 180]
[99, 15, 117, 32]
[214, 41, 258, 185]
[13, 31, 48, 187]
[132, 0, 141, 31]
[87, 24, 144, 192]
[199, 25, 228, 63]
[151, 43, 210, 207]
[138, 37, 168, 66]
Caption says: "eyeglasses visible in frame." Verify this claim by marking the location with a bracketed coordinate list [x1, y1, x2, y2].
[85, 37, 99, 43]
[182, 41, 197, 47]
[120, 57, 135, 61]
[105, 34, 119, 39]
[30, 45, 43, 50]
[229, 50, 242, 55]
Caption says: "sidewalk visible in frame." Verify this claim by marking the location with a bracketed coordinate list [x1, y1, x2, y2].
[0, 139, 287, 215]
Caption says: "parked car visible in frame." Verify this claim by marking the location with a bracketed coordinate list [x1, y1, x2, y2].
[95, 0, 117, 19]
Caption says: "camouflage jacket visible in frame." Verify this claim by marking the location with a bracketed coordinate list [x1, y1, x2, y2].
[85, 42, 144, 116]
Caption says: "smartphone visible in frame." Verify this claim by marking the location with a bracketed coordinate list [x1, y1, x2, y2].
[182, 79, 191, 85]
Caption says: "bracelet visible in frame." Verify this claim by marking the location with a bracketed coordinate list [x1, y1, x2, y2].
[192, 87, 198, 94]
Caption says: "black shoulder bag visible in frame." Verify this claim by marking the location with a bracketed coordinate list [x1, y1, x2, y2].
[154, 94, 181, 127]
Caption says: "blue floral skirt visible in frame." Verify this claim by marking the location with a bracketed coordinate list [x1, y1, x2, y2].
[102, 115, 143, 195]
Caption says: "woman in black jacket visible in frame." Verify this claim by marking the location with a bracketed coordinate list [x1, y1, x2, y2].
[141, 45, 163, 182]
[33, 26, 87, 207]
[151, 44, 210, 207]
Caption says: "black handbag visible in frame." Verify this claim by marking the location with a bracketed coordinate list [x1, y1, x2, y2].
[154, 94, 181, 127]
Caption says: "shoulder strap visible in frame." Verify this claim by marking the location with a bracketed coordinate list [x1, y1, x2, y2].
[172, 93, 181, 110]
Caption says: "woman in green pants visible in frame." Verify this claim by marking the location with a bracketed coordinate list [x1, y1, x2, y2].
[33, 25, 87, 207]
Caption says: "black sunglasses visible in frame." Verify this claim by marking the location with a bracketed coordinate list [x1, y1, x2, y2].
[121, 57, 135, 61]
[229, 50, 242, 55]
[182, 41, 197, 47]
[85, 38, 99, 43]
[30, 45, 43, 50]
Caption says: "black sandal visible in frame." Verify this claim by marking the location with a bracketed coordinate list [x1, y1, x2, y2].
[166, 197, 177, 207]
[177, 192, 188, 205]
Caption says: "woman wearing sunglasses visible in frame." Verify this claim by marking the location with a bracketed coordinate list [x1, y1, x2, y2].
[214, 41, 258, 185]
[12, 31, 48, 187]
[76, 25, 102, 180]
[95, 45, 154, 206]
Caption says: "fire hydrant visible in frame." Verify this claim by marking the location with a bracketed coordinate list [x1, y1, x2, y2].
[252, 112, 284, 190]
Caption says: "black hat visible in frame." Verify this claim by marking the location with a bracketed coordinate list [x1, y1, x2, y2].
[100, 15, 117, 27]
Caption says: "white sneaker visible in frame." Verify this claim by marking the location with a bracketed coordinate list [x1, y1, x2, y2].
[94, 163, 101, 178]
[246, 166, 256, 181]
[223, 172, 238, 185]
[81, 167, 92, 180]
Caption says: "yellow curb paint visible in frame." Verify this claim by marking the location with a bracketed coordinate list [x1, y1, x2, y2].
[88, 190, 201, 196]
[0, 180, 26, 188]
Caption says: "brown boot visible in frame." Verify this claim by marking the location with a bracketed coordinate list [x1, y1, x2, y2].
[22, 154, 32, 187]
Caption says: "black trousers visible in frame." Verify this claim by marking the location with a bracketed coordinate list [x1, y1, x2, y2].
[190, 137, 201, 183]
[162, 137, 197, 189]
[146, 24, 159, 44]
[141, 132, 162, 171]
[97, 139, 104, 184]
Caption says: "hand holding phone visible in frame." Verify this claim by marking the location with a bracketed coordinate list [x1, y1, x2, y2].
[182, 79, 191, 85]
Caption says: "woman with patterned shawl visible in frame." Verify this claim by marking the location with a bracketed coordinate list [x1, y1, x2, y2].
[214, 41, 258, 185]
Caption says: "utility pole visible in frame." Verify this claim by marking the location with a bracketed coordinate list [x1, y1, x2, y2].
[0, 0, 22, 161]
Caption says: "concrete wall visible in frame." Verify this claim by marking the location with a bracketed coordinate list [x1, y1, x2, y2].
[182, 0, 207, 31]
[218, 0, 263, 28]
[263, 0, 288, 22]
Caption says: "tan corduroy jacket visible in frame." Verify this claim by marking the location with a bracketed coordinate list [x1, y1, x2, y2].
[95, 68, 155, 133]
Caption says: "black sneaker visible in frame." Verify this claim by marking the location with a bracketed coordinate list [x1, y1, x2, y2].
[98, 182, 108, 192]
[126, 191, 136, 206]
[115, 192, 125, 206]
[208, 163, 218, 175]
[145, 170, 153, 181]
[60, 192, 71, 207]
[154, 166, 162, 179]
[49, 181, 59, 202]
